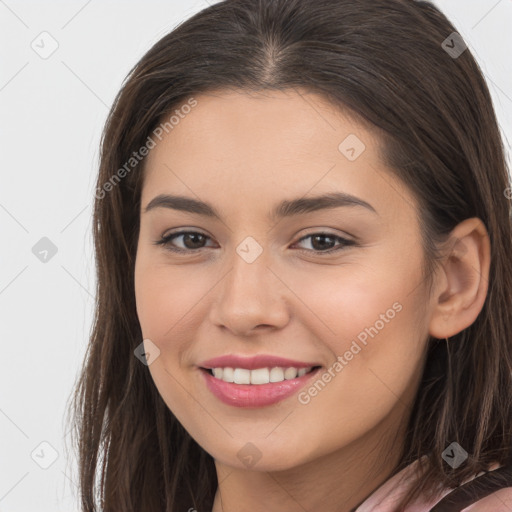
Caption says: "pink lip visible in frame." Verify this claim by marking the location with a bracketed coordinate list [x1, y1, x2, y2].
[200, 366, 322, 408]
[198, 354, 321, 370]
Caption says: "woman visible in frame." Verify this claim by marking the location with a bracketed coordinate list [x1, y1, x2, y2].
[68, 0, 512, 510]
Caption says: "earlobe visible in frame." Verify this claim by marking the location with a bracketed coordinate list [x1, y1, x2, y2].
[428, 218, 491, 340]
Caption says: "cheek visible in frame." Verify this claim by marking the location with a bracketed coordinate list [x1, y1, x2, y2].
[286, 256, 428, 408]
[283, 257, 416, 351]
[287, 287, 426, 463]
[134, 254, 209, 341]
[134, 257, 208, 431]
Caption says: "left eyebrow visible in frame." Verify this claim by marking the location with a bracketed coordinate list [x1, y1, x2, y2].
[143, 191, 378, 220]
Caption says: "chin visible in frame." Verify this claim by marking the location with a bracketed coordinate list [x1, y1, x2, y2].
[207, 438, 316, 473]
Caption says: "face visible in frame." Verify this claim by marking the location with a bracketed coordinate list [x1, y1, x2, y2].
[134, 88, 433, 472]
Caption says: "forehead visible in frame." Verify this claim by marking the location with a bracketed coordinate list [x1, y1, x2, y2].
[141, 88, 417, 223]
[147, 88, 373, 162]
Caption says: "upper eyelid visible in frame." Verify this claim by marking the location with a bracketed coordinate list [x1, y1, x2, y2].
[159, 229, 354, 249]
[160, 228, 353, 240]
[161, 225, 355, 238]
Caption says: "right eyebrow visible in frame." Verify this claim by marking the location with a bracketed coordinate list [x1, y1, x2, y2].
[143, 191, 378, 221]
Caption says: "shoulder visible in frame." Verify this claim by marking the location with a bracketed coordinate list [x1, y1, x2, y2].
[461, 486, 512, 511]
[355, 458, 512, 512]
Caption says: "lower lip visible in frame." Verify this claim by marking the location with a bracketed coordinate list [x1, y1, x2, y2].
[200, 367, 322, 408]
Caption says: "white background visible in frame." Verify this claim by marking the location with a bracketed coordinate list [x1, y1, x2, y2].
[1, 1, 511, 510]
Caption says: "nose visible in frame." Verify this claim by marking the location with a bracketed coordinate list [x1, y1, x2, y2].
[208, 245, 290, 336]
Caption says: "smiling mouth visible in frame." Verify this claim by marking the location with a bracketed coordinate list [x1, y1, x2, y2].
[200, 365, 322, 385]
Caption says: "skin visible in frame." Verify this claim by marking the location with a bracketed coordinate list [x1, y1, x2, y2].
[134, 88, 490, 512]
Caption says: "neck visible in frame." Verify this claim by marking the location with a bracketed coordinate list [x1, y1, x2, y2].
[211, 403, 410, 512]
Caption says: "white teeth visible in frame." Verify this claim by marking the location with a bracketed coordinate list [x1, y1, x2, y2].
[222, 367, 234, 382]
[284, 367, 298, 380]
[251, 368, 269, 385]
[212, 368, 223, 379]
[233, 368, 251, 384]
[209, 366, 314, 384]
[269, 367, 284, 382]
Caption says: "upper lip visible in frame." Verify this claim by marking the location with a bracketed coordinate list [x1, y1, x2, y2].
[198, 354, 322, 370]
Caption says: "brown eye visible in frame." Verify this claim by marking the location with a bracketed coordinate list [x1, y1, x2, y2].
[154, 230, 356, 255]
[293, 233, 356, 254]
[155, 231, 214, 252]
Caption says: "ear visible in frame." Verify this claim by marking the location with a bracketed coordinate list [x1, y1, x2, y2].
[428, 217, 491, 339]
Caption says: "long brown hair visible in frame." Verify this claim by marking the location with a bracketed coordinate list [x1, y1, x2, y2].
[66, 0, 512, 510]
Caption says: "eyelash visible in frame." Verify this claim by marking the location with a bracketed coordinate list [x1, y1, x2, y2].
[154, 230, 356, 255]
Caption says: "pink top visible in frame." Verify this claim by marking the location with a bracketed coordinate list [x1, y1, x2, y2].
[355, 458, 512, 511]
